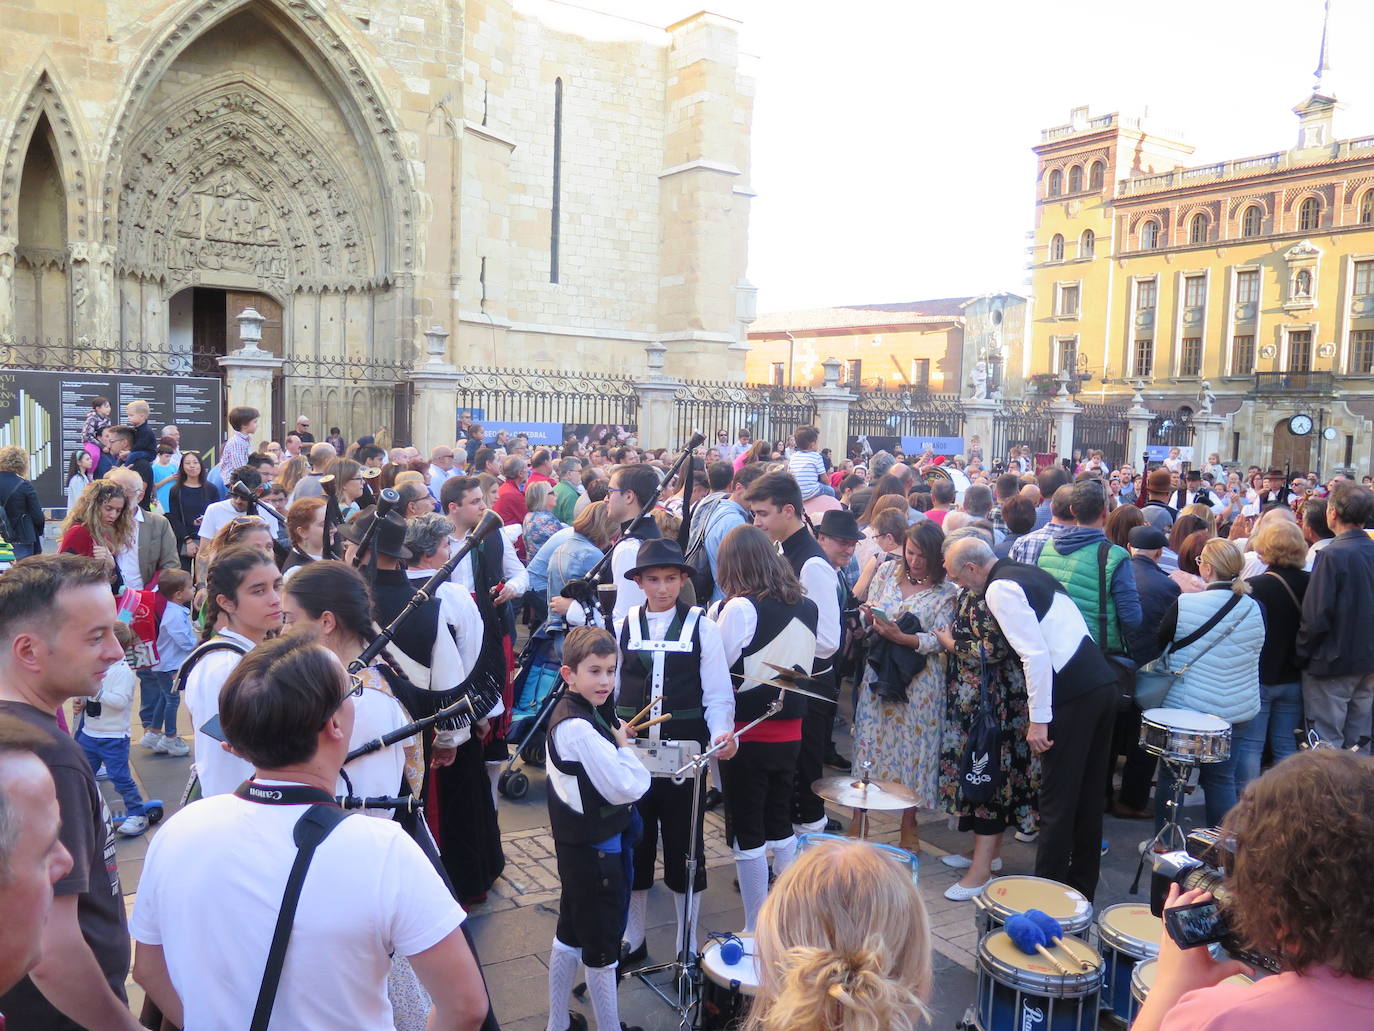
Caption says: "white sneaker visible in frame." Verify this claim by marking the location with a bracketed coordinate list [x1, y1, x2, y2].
[940, 855, 1003, 872]
[943, 879, 990, 901]
[140, 730, 163, 751]
[1014, 828, 1039, 843]
[117, 814, 149, 836]
[161, 735, 190, 757]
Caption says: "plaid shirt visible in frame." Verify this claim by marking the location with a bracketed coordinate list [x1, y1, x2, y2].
[990, 504, 1009, 537]
[219, 428, 251, 482]
[1008, 520, 1071, 565]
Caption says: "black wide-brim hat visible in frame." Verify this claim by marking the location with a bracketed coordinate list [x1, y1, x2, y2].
[816, 508, 864, 541]
[337, 506, 414, 561]
[623, 537, 695, 580]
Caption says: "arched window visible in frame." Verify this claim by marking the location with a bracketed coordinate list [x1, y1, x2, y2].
[1089, 161, 1105, 191]
[1068, 165, 1084, 193]
[1140, 219, 1160, 250]
[1049, 234, 1065, 262]
[1047, 169, 1063, 197]
[1241, 205, 1262, 238]
[1360, 190, 1374, 225]
[1080, 229, 1095, 258]
[1189, 213, 1209, 244]
[1298, 196, 1320, 232]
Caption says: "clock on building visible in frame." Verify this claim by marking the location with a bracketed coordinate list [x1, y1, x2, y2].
[1288, 413, 1314, 436]
[1323, 426, 1338, 441]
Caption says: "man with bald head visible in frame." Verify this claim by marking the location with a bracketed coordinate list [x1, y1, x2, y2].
[289, 442, 339, 503]
[944, 535, 1118, 902]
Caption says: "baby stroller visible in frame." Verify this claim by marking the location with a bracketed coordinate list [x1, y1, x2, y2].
[497, 623, 565, 799]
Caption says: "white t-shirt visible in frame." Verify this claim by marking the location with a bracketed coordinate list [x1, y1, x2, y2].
[183, 630, 255, 797]
[340, 689, 412, 806]
[198, 498, 243, 540]
[129, 786, 463, 1031]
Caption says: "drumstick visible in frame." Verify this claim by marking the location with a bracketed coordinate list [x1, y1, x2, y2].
[627, 696, 662, 727]
[632, 712, 673, 731]
[1034, 943, 1073, 976]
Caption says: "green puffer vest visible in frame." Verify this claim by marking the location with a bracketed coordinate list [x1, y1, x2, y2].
[1037, 538, 1128, 654]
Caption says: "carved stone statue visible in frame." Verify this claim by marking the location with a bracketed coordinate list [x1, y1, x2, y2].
[1198, 380, 1216, 414]
[968, 359, 988, 400]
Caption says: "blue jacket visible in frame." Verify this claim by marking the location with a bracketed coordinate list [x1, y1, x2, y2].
[545, 531, 606, 630]
[1159, 584, 1265, 723]
[1130, 552, 1180, 664]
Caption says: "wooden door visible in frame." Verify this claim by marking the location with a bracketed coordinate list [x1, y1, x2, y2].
[225, 291, 283, 355]
[1271, 418, 1312, 474]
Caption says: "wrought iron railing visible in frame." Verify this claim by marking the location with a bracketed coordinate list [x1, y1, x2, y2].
[1252, 371, 1335, 394]
[1074, 401, 1131, 469]
[673, 380, 815, 449]
[991, 398, 1055, 463]
[847, 388, 964, 441]
[0, 336, 224, 377]
[451, 367, 640, 434]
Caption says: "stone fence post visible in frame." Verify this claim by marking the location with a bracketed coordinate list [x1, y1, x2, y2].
[810, 358, 856, 456]
[218, 307, 283, 434]
[1125, 382, 1155, 468]
[409, 325, 462, 450]
[636, 342, 684, 448]
[1048, 372, 1080, 462]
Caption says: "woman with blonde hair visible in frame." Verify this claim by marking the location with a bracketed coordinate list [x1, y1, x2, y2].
[277, 453, 309, 495]
[748, 838, 933, 1031]
[0, 444, 44, 559]
[1180, 501, 1218, 537]
[59, 478, 136, 583]
[1147, 537, 1264, 834]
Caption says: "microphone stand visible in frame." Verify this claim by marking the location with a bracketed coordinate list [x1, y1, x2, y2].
[349, 510, 503, 673]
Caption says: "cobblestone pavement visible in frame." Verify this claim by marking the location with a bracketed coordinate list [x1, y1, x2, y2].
[110, 702, 1166, 1030]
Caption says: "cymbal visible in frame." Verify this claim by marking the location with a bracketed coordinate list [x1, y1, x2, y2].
[762, 660, 823, 684]
[734, 673, 836, 705]
[812, 774, 918, 811]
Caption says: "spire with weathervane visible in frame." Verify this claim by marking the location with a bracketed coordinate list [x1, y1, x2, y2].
[1294, 0, 1339, 149]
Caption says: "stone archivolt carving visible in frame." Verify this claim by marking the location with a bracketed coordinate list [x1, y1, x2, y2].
[100, 0, 414, 273]
[0, 72, 88, 238]
[116, 82, 379, 292]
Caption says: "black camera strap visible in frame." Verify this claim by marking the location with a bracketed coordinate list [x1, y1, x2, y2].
[233, 780, 351, 1031]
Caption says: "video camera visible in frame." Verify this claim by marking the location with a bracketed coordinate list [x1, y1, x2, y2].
[1149, 827, 1279, 973]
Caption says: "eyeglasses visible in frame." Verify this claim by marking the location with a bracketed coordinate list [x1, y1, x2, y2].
[325, 672, 365, 723]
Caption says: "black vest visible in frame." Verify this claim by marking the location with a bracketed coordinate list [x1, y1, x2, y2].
[371, 568, 443, 670]
[985, 559, 1116, 706]
[779, 525, 838, 671]
[731, 595, 818, 725]
[615, 602, 707, 746]
[547, 692, 634, 845]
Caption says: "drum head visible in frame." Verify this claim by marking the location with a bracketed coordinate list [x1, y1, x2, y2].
[978, 875, 1092, 929]
[701, 935, 760, 995]
[978, 930, 1102, 994]
[1099, 904, 1162, 956]
[1131, 956, 1158, 1001]
[1141, 708, 1229, 733]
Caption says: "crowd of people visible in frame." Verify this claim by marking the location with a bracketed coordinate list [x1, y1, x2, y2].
[0, 400, 1372, 1030]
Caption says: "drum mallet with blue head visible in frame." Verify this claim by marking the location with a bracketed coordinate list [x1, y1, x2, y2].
[1005, 914, 1072, 976]
[1025, 909, 1091, 970]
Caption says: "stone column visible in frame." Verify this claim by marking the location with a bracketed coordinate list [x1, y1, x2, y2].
[1192, 413, 1226, 466]
[1048, 375, 1081, 462]
[218, 307, 283, 430]
[810, 358, 857, 455]
[409, 325, 462, 451]
[1125, 382, 1155, 468]
[961, 397, 999, 458]
[636, 342, 685, 449]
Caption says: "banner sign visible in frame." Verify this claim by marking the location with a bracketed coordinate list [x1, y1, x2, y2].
[0, 368, 224, 510]
[849, 434, 966, 459]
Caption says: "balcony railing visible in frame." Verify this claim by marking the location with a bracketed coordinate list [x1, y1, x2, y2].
[1253, 371, 1335, 394]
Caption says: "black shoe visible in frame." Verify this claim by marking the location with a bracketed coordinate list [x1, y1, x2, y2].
[620, 940, 649, 968]
[704, 787, 723, 810]
[825, 817, 843, 833]
[824, 748, 852, 771]
[565, 1012, 588, 1031]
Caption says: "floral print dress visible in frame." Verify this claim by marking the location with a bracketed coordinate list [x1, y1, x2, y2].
[938, 589, 1041, 833]
[852, 563, 958, 809]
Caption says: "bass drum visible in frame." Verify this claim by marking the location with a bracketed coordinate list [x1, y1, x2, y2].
[926, 465, 972, 504]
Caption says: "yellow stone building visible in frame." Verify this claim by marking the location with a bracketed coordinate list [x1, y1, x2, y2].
[0, 0, 756, 442]
[1029, 71, 1374, 473]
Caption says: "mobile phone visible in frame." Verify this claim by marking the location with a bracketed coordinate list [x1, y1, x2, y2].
[1163, 899, 1229, 949]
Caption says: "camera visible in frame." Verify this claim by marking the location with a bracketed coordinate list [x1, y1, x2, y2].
[1149, 828, 1280, 972]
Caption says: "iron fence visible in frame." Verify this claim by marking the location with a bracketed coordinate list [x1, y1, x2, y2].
[276, 353, 417, 447]
[991, 398, 1055, 464]
[0, 336, 223, 377]
[1074, 401, 1130, 470]
[451, 367, 640, 442]
[847, 388, 965, 442]
[673, 380, 816, 451]
[1148, 407, 1196, 450]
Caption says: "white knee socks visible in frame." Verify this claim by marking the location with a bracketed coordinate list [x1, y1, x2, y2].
[485, 760, 502, 808]
[671, 888, 702, 956]
[769, 835, 798, 879]
[735, 846, 770, 932]
[584, 962, 621, 1031]
[624, 888, 648, 952]
[545, 938, 580, 1031]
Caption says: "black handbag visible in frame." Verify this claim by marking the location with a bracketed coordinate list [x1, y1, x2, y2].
[960, 646, 1004, 806]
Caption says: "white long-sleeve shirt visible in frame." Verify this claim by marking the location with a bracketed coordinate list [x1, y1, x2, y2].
[615, 606, 734, 742]
[550, 718, 651, 805]
[84, 659, 136, 738]
[446, 530, 528, 598]
[797, 553, 841, 661]
[984, 579, 1092, 724]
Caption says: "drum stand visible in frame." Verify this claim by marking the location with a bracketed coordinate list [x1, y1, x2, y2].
[633, 700, 783, 1029]
[1129, 756, 1198, 893]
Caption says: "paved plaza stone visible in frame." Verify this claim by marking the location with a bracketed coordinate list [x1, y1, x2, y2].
[110, 699, 1176, 1029]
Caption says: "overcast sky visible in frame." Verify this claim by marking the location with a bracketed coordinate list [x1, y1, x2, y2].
[740, 0, 1374, 314]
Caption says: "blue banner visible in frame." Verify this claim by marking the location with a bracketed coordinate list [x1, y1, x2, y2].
[473, 420, 564, 447]
[901, 435, 965, 457]
[1144, 445, 1195, 462]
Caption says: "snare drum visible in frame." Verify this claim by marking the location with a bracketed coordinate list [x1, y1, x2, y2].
[1094, 904, 1162, 1024]
[797, 832, 919, 883]
[974, 875, 1093, 938]
[700, 933, 759, 1030]
[1129, 957, 1252, 1024]
[976, 929, 1103, 1031]
[629, 737, 694, 778]
[1139, 708, 1231, 764]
